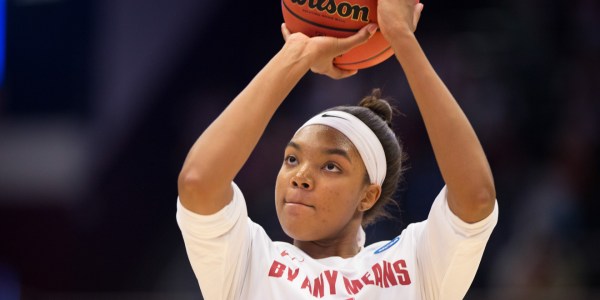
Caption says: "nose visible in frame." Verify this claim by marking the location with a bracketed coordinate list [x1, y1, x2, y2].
[290, 170, 313, 190]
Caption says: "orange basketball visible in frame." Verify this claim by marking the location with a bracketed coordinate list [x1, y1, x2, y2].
[281, 0, 393, 70]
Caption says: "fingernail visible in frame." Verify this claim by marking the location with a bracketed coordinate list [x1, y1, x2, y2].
[366, 24, 378, 35]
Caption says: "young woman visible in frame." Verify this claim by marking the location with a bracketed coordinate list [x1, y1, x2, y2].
[176, 0, 498, 299]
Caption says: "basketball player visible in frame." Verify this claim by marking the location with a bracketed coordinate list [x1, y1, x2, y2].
[176, 0, 498, 298]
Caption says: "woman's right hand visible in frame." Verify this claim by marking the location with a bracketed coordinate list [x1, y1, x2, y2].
[280, 23, 378, 79]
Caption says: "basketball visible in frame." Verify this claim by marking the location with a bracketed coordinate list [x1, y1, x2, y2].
[281, 0, 393, 70]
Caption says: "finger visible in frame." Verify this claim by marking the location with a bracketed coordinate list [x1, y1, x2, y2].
[413, 3, 424, 30]
[337, 68, 359, 79]
[336, 23, 377, 54]
[281, 23, 291, 41]
[328, 66, 358, 79]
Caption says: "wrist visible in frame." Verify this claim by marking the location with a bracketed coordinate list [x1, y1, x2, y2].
[278, 37, 313, 74]
[387, 29, 419, 53]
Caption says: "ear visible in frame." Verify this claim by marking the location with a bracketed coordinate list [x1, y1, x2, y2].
[358, 184, 382, 212]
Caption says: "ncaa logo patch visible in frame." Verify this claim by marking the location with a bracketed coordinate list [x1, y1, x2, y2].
[374, 236, 400, 254]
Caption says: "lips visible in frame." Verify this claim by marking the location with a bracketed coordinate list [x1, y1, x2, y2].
[283, 197, 314, 208]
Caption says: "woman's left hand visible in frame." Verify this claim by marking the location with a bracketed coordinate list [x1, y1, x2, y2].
[377, 0, 424, 42]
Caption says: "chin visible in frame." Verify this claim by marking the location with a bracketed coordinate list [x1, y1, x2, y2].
[279, 218, 316, 242]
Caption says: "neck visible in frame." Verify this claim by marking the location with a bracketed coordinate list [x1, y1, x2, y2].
[293, 221, 363, 259]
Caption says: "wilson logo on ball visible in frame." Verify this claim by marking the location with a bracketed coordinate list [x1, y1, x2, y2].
[282, 0, 394, 70]
[290, 0, 370, 22]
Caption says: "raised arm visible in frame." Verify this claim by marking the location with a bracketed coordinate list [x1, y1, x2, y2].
[178, 24, 378, 215]
[378, 0, 495, 223]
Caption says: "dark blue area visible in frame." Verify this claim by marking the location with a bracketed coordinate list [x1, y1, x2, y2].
[0, 0, 5, 86]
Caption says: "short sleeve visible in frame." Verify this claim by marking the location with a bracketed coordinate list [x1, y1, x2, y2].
[176, 182, 246, 239]
[176, 182, 251, 300]
[417, 186, 498, 299]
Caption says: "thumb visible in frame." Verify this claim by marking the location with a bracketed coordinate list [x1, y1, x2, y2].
[336, 23, 377, 54]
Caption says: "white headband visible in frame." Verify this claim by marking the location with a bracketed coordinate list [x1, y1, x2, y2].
[296, 111, 387, 185]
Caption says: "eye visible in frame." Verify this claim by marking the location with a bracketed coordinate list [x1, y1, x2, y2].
[284, 155, 298, 166]
[324, 162, 341, 173]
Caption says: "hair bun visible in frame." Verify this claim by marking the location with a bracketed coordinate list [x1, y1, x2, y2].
[358, 88, 394, 126]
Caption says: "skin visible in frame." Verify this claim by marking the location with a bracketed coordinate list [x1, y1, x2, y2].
[178, 24, 377, 217]
[275, 125, 381, 259]
[178, 0, 496, 258]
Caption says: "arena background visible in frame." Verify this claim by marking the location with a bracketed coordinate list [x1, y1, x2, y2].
[0, 0, 598, 299]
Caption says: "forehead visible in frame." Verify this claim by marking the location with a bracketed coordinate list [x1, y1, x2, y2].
[290, 125, 358, 155]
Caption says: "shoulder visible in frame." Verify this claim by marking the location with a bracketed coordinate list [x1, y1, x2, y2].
[363, 223, 426, 256]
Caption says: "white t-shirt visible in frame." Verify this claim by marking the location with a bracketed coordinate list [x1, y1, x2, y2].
[177, 183, 498, 300]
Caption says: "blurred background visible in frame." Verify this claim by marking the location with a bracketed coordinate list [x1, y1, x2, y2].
[0, 0, 598, 299]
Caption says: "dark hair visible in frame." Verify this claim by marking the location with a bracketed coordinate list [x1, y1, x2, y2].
[327, 89, 406, 227]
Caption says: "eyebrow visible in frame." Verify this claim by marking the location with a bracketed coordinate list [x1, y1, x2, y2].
[287, 141, 352, 163]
